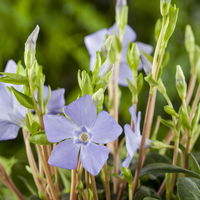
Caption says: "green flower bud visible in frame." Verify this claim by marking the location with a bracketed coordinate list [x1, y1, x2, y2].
[160, 0, 171, 16]
[92, 88, 104, 113]
[164, 5, 179, 42]
[24, 25, 40, 68]
[127, 43, 140, 72]
[176, 65, 187, 101]
[185, 25, 195, 54]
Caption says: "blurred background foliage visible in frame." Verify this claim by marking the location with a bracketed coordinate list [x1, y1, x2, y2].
[0, 0, 200, 197]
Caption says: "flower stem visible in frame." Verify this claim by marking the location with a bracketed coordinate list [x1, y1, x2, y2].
[185, 74, 197, 105]
[70, 169, 77, 200]
[0, 163, 25, 200]
[133, 16, 169, 195]
[89, 174, 99, 200]
[132, 89, 157, 194]
[103, 164, 111, 200]
[37, 145, 58, 200]
[110, 58, 121, 193]
[22, 130, 46, 198]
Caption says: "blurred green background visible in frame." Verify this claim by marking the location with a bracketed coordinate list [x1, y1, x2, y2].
[0, 0, 200, 197]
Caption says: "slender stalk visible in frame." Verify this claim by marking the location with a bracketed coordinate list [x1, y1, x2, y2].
[85, 170, 90, 200]
[70, 169, 77, 200]
[128, 183, 133, 200]
[116, 181, 126, 200]
[169, 129, 180, 194]
[110, 58, 121, 193]
[185, 74, 197, 105]
[133, 15, 169, 195]
[103, 164, 111, 200]
[22, 130, 46, 197]
[37, 145, 58, 200]
[191, 84, 200, 116]
[132, 89, 157, 194]
[0, 163, 25, 200]
[89, 174, 99, 200]
[184, 134, 192, 169]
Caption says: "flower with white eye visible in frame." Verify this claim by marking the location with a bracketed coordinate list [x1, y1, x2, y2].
[44, 95, 122, 176]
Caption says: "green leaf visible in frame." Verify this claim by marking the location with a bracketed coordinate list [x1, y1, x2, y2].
[164, 105, 179, 118]
[160, 118, 174, 129]
[29, 132, 51, 145]
[140, 163, 200, 179]
[143, 198, 159, 200]
[0, 73, 28, 85]
[121, 167, 133, 184]
[177, 177, 200, 200]
[189, 153, 200, 174]
[11, 87, 34, 109]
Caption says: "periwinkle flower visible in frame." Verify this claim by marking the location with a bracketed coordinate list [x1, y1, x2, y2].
[84, 24, 153, 86]
[44, 95, 122, 176]
[0, 60, 65, 141]
[122, 105, 150, 168]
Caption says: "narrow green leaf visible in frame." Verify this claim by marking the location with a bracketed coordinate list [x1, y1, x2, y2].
[0, 73, 28, 85]
[160, 118, 174, 129]
[140, 163, 200, 179]
[11, 87, 34, 109]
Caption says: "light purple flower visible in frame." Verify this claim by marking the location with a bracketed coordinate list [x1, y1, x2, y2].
[44, 95, 122, 176]
[43, 86, 65, 115]
[84, 24, 153, 86]
[0, 60, 65, 141]
[122, 105, 150, 168]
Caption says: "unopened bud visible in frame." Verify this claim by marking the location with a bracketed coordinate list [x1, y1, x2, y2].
[176, 65, 187, 100]
[185, 25, 195, 54]
[24, 25, 40, 67]
[160, 0, 171, 16]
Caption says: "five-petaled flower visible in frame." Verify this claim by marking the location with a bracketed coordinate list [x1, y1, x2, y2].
[122, 105, 150, 168]
[44, 95, 122, 176]
[84, 24, 153, 86]
[0, 60, 65, 141]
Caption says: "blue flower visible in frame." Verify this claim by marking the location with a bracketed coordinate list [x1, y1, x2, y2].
[84, 24, 153, 86]
[122, 105, 150, 168]
[0, 60, 65, 140]
[44, 95, 122, 176]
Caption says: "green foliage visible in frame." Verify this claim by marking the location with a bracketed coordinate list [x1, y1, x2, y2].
[177, 177, 200, 200]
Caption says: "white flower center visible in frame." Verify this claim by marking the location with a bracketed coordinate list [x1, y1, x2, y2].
[79, 132, 89, 142]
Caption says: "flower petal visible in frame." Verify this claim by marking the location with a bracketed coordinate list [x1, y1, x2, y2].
[64, 95, 97, 128]
[122, 154, 132, 168]
[0, 83, 13, 120]
[91, 111, 122, 144]
[136, 42, 153, 55]
[80, 143, 109, 176]
[48, 140, 80, 169]
[0, 120, 19, 140]
[129, 105, 137, 127]
[4, 60, 17, 73]
[84, 29, 108, 56]
[109, 24, 136, 46]
[44, 115, 78, 143]
[47, 88, 65, 114]
[124, 124, 141, 157]
[118, 63, 133, 86]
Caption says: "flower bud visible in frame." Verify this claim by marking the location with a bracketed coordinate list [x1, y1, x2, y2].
[127, 43, 140, 72]
[116, 0, 127, 12]
[185, 25, 195, 54]
[24, 25, 40, 68]
[160, 0, 171, 16]
[176, 65, 187, 100]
